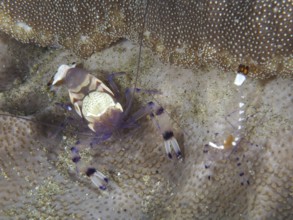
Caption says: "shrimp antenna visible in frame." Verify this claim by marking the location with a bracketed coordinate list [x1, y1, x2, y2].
[124, 0, 149, 116]
[0, 112, 62, 129]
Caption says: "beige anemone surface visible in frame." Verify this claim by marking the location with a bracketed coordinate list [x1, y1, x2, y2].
[0, 33, 293, 219]
[0, 0, 292, 78]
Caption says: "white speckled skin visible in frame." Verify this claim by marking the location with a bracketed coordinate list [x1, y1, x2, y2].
[0, 1, 292, 77]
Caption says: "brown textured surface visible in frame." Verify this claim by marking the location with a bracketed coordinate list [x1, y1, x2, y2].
[0, 36, 293, 219]
[0, 0, 292, 78]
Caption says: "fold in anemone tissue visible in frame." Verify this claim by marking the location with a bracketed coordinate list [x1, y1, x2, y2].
[52, 63, 182, 189]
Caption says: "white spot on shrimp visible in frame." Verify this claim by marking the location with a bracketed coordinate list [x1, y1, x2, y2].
[239, 102, 244, 108]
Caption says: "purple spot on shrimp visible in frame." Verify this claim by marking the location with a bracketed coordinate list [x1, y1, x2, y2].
[102, 133, 112, 141]
[104, 178, 109, 183]
[86, 168, 96, 177]
[71, 147, 78, 153]
[163, 131, 174, 141]
[168, 153, 172, 159]
[156, 107, 164, 116]
[66, 105, 72, 111]
[99, 185, 107, 190]
[72, 156, 81, 163]
[147, 101, 154, 107]
[239, 172, 244, 176]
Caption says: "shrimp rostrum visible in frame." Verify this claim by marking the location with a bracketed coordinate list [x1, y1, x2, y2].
[52, 64, 182, 190]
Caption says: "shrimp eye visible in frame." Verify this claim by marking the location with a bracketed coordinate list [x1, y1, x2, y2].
[238, 64, 249, 75]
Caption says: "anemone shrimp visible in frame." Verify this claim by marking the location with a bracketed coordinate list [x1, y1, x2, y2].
[0, 0, 182, 191]
[208, 64, 249, 152]
[50, 62, 182, 190]
[203, 64, 256, 185]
